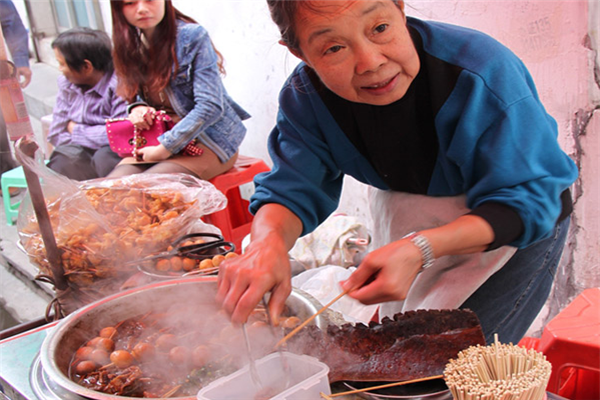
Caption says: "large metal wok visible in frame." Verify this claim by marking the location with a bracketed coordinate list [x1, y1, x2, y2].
[40, 276, 329, 400]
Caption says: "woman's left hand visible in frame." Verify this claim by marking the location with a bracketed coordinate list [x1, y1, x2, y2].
[341, 237, 424, 304]
[340, 215, 496, 305]
[134, 144, 172, 162]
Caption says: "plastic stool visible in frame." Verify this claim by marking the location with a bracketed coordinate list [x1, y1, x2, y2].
[205, 155, 270, 253]
[1, 165, 28, 226]
[538, 288, 600, 400]
[1, 161, 49, 226]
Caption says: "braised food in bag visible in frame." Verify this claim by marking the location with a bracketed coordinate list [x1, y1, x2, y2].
[17, 169, 226, 315]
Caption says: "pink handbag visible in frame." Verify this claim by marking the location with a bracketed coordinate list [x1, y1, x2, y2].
[106, 111, 174, 158]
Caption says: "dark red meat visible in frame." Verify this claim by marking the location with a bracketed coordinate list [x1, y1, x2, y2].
[285, 309, 485, 382]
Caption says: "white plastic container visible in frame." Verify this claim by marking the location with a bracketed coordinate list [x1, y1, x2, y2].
[197, 351, 331, 400]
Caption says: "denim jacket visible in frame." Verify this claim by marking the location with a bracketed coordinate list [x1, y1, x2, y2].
[134, 22, 250, 162]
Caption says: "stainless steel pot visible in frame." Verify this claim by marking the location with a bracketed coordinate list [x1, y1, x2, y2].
[40, 277, 328, 400]
[342, 379, 451, 400]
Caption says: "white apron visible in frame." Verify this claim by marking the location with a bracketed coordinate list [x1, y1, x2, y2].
[368, 188, 517, 319]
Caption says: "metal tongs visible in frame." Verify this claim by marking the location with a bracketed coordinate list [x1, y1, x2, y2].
[241, 323, 263, 389]
[127, 232, 235, 275]
[240, 296, 293, 391]
[263, 296, 292, 390]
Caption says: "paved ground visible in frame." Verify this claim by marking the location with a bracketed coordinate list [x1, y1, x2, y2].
[0, 61, 60, 332]
[0, 197, 53, 330]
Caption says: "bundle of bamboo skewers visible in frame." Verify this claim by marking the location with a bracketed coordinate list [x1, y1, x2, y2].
[444, 335, 551, 400]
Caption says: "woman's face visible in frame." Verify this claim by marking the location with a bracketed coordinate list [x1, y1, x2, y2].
[122, 0, 166, 37]
[293, 0, 419, 105]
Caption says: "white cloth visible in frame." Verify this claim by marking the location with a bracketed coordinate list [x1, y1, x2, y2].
[289, 214, 370, 270]
[292, 265, 379, 324]
[368, 189, 517, 319]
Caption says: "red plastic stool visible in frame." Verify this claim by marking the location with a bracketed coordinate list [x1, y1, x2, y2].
[205, 155, 270, 253]
[538, 288, 600, 400]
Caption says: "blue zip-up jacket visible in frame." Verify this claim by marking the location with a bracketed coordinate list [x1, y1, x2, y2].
[135, 22, 250, 162]
[250, 17, 578, 249]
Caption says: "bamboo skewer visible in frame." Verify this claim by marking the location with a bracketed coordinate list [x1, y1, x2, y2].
[275, 287, 352, 349]
[322, 375, 445, 398]
[443, 334, 551, 400]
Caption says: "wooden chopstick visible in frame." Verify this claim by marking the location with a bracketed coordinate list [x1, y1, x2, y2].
[327, 375, 445, 398]
[275, 287, 351, 348]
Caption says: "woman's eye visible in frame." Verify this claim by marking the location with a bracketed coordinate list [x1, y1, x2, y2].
[374, 24, 388, 34]
[325, 45, 343, 55]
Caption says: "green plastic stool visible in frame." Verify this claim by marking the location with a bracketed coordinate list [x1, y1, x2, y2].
[1, 166, 29, 226]
[1, 161, 49, 226]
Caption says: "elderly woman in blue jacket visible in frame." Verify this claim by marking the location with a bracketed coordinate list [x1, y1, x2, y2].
[108, 0, 249, 179]
[217, 0, 579, 344]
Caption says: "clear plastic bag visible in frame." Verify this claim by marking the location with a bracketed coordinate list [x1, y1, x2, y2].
[288, 213, 370, 271]
[15, 142, 227, 315]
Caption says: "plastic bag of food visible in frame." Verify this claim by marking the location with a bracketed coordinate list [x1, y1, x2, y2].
[15, 142, 227, 315]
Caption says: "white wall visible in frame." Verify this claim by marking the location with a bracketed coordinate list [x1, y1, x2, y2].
[172, 0, 599, 335]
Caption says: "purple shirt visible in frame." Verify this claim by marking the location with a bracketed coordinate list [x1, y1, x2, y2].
[48, 72, 127, 150]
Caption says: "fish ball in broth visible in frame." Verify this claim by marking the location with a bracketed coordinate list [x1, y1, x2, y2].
[110, 350, 134, 368]
[132, 342, 155, 361]
[191, 345, 211, 367]
[89, 348, 110, 365]
[155, 333, 177, 351]
[75, 360, 97, 375]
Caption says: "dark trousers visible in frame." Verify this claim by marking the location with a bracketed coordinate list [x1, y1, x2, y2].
[461, 216, 570, 344]
[47, 144, 121, 181]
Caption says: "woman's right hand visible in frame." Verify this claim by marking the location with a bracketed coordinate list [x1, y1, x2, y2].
[217, 236, 293, 325]
[128, 105, 156, 131]
[216, 204, 303, 325]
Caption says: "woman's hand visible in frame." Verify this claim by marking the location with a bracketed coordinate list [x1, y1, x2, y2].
[216, 204, 303, 324]
[341, 236, 423, 304]
[134, 144, 172, 162]
[217, 237, 293, 325]
[341, 214, 495, 304]
[128, 105, 156, 131]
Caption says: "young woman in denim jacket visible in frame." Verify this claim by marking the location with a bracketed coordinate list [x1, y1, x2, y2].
[107, 0, 249, 179]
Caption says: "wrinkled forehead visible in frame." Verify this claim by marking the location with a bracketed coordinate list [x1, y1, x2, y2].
[296, 0, 398, 24]
[297, 0, 363, 21]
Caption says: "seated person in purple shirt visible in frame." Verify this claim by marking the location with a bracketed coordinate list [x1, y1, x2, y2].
[47, 28, 127, 181]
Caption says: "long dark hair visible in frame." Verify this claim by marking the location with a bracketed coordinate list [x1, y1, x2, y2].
[110, 0, 224, 102]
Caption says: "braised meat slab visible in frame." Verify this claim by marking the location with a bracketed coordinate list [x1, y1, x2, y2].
[285, 309, 485, 383]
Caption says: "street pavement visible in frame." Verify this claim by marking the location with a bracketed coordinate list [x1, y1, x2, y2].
[0, 189, 53, 329]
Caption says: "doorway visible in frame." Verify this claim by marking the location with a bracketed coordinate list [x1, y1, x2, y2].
[24, 0, 105, 66]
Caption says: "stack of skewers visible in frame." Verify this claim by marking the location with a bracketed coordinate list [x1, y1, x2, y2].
[444, 335, 551, 400]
